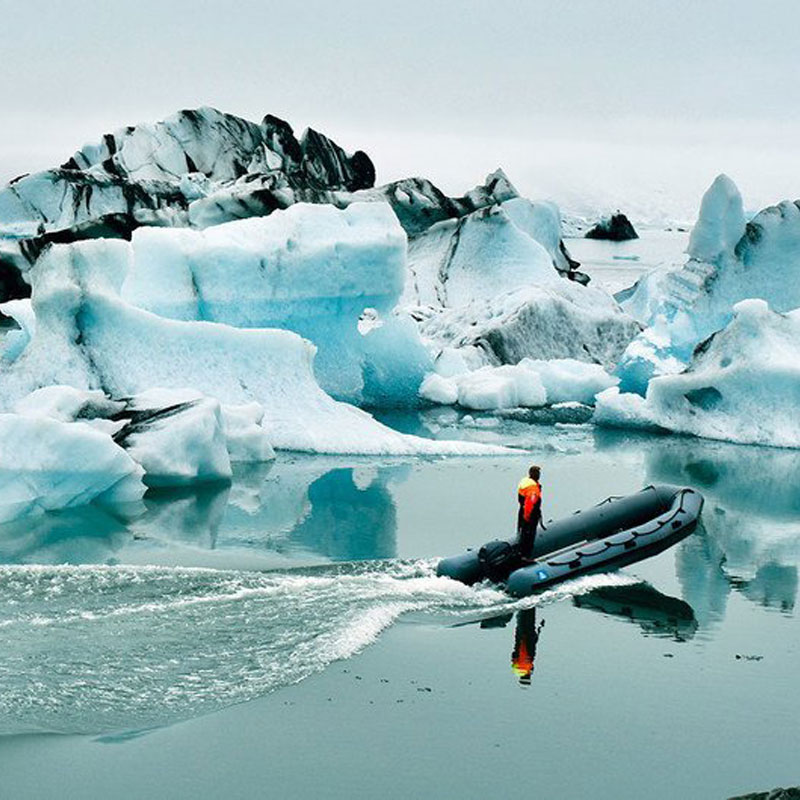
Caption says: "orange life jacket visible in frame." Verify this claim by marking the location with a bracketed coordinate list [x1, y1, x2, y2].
[517, 477, 542, 523]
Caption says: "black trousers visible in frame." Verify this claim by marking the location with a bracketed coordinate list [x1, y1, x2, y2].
[517, 516, 538, 558]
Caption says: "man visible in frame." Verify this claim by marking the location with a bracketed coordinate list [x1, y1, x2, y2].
[517, 465, 542, 559]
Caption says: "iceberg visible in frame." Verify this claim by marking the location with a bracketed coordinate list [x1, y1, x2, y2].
[114, 390, 234, 487]
[121, 201, 415, 402]
[584, 212, 638, 241]
[617, 175, 800, 392]
[0, 414, 145, 523]
[400, 194, 638, 372]
[0, 239, 511, 456]
[597, 300, 800, 448]
[403, 196, 582, 311]
[12, 385, 273, 485]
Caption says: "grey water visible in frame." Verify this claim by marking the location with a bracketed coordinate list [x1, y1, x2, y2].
[0, 418, 798, 799]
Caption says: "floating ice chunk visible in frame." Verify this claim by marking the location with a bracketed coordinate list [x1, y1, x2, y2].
[11, 385, 268, 482]
[419, 373, 458, 405]
[422, 358, 616, 410]
[600, 300, 800, 448]
[617, 175, 800, 394]
[0, 414, 145, 523]
[221, 403, 276, 462]
[118, 390, 232, 487]
[122, 202, 411, 402]
[593, 387, 661, 431]
[456, 365, 546, 411]
[516, 358, 618, 405]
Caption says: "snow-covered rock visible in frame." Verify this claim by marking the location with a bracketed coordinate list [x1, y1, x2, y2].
[0, 414, 145, 523]
[597, 300, 800, 448]
[0, 239, 512, 456]
[585, 212, 638, 241]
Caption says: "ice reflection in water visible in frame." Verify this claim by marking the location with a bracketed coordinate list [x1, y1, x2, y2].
[595, 429, 800, 622]
[0, 420, 797, 740]
[0, 458, 406, 569]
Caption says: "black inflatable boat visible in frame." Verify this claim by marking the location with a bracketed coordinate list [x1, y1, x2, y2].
[436, 484, 703, 597]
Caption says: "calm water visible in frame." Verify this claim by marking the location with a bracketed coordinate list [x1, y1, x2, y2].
[0, 418, 798, 799]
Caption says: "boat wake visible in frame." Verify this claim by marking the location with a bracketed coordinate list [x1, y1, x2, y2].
[0, 561, 636, 736]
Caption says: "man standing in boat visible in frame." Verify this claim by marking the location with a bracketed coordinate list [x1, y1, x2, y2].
[517, 465, 542, 558]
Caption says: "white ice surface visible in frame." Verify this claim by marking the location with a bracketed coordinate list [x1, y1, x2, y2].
[598, 299, 800, 448]
[420, 358, 616, 410]
[0, 414, 145, 523]
[0, 239, 510, 456]
[121, 202, 420, 402]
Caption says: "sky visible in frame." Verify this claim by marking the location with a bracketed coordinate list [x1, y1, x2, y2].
[2, 0, 799, 223]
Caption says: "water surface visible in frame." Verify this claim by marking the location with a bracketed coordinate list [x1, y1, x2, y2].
[0, 421, 797, 799]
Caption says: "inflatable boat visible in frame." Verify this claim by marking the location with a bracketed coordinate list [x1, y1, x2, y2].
[436, 484, 703, 597]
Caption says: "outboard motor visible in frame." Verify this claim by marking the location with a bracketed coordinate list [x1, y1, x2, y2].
[478, 540, 521, 583]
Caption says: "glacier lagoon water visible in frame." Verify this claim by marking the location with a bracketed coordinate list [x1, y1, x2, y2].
[0, 417, 798, 799]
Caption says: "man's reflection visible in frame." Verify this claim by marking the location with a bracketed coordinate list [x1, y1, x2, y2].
[511, 609, 545, 686]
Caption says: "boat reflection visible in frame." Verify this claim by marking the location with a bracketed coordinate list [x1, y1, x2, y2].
[573, 582, 697, 640]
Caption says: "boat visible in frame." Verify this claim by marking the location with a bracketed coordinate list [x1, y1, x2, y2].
[436, 484, 703, 597]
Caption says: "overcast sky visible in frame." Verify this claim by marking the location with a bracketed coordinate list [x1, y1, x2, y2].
[2, 0, 799, 222]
